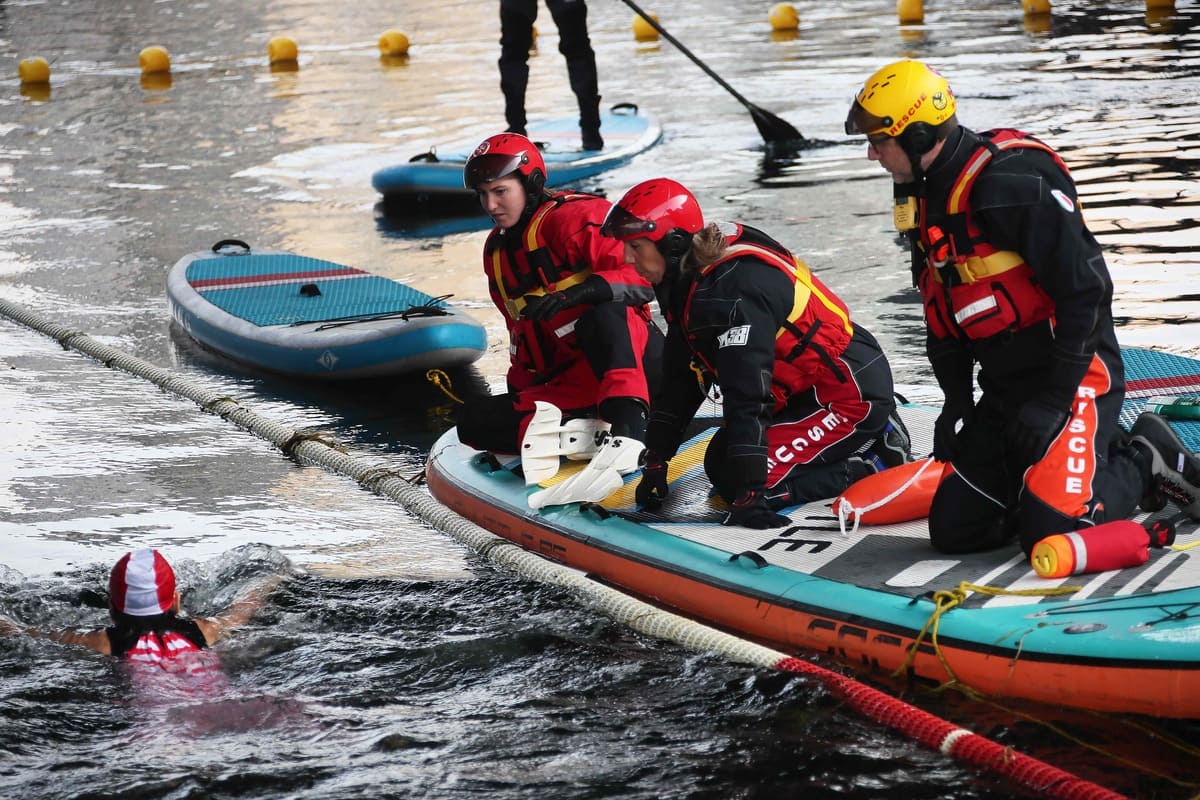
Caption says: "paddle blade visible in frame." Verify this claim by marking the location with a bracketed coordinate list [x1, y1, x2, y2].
[749, 105, 805, 148]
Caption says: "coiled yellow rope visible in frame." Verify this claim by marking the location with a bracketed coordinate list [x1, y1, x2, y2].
[426, 368, 465, 405]
[895, 581, 1081, 685]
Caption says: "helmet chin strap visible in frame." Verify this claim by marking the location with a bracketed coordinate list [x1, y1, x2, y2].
[910, 153, 927, 183]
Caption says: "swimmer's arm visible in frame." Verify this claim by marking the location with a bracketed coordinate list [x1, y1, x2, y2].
[0, 613, 111, 655]
[194, 572, 286, 645]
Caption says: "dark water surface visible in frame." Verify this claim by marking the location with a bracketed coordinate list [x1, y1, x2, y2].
[2, 1, 1199, 797]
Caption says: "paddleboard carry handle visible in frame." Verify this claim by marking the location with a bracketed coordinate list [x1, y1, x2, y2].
[610, 102, 639, 116]
[729, 551, 768, 569]
[211, 239, 250, 255]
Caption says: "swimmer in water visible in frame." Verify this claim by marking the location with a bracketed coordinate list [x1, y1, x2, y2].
[0, 548, 284, 666]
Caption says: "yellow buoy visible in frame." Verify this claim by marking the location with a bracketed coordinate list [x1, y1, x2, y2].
[1145, 0, 1174, 9]
[1021, 0, 1051, 15]
[268, 36, 298, 64]
[632, 12, 660, 41]
[378, 29, 410, 56]
[19, 56, 51, 85]
[139, 45, 171, 75]
[897, 0, 924, 24]
[769, 3, 800, 31]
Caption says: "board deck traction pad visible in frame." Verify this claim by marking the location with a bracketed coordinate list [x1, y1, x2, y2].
[185, 252, 446, 327]
[440, 347, 1200, 613]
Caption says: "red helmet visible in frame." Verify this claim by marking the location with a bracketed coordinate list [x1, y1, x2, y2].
[601, 178, 704, 243]
[463, 132, 547, 196]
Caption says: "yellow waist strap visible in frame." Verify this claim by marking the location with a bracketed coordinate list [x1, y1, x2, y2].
[932, 250, 1024, 284]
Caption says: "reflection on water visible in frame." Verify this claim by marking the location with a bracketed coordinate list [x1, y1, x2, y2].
[2, 0, 1200, 797]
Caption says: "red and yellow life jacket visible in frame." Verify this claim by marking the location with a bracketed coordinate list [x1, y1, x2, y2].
[917, 129, 1068, 341]
[487, 193, 596, 321]
[683, 225, 854, 410]
[486, 193, 601, 383]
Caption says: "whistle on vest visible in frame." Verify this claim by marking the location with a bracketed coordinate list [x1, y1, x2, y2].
[893, 195, 918, 232]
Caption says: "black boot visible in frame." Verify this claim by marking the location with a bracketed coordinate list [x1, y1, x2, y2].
[598, 397, 647, 441]
[1130, 412, 1200, 518]
[580, 95, 603, 150]
[863, 411, 913, 471]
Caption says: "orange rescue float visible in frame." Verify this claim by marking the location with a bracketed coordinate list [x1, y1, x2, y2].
[832, 456, 951, 529]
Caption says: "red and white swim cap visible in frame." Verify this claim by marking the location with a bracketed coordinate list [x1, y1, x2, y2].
[109, 549, 177, 616]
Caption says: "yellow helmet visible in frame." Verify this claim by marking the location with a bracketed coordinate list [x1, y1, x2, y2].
[845, 60, 956, 155]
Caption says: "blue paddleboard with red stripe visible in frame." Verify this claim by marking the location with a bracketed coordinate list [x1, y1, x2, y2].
[167, 240, 486, 380]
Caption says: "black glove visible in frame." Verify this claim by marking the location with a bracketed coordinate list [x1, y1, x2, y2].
[635, 454, 669, 509]
[723, 488, 791, 529]
[521, 275, 613, 322]
[928, 334, 975, 464]
[521, 290, 574, 321]
[933, 399, 973, 463]
[1008, 397, 1070, 465]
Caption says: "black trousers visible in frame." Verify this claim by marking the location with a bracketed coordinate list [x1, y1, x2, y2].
[499, 0, 601, 135]
[929, 364, 1145, 556]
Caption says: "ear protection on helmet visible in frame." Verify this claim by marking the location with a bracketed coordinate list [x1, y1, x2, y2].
[664, 229, 692, 258]
[656, 228, 694, 273]
[898, 122, 937, 157]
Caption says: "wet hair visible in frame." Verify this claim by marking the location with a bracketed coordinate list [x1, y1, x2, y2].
[684, 223, 728, 272]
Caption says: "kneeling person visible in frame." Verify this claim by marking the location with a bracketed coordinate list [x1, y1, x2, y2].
[457, 133, 663, 461]
[602, 178, 910, 529]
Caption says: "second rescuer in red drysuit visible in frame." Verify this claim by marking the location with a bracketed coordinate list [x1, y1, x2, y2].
[602, 178, 911, 529]
[457, 133, 662, 453]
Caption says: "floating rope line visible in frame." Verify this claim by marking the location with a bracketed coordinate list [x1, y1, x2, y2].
[0, 296, 1129, 800]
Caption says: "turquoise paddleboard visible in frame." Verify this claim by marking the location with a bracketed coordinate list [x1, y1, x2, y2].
[168, 240, 487, 380]
[428, 347, 1200, 718]
[372, 103, 661, 211]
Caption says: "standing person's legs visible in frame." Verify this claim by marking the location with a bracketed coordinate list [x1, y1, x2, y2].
[546, 0, 603, 149]
[499, 0, 538, 135]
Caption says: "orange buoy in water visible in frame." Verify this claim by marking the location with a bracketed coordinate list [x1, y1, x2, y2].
[832, 456, 950, 529]
[1031, 517, 1176, 578]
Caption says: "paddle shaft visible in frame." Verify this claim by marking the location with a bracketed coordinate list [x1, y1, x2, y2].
[618, 0, 760, 113]
[617, 1, 804, 145]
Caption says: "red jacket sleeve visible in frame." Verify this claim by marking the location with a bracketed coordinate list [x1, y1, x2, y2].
[540, 196, 655, 306]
